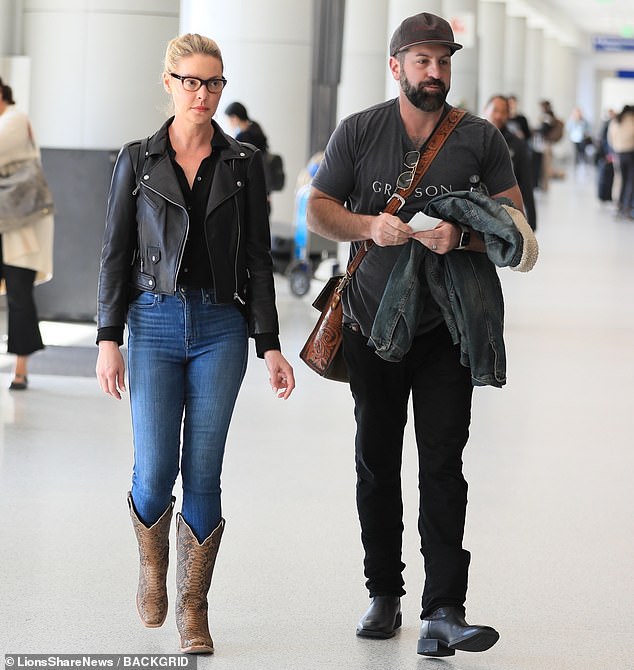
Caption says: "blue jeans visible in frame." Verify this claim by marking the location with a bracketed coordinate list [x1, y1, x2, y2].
[127, 288, 248, 541]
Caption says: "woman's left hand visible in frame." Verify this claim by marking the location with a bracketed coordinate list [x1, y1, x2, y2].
[264, 350, 296, 399]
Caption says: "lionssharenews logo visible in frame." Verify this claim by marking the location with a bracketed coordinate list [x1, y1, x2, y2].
[5, 657, 195, 669]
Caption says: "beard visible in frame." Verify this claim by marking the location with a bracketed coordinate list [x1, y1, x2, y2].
[401, 73, 448, 112]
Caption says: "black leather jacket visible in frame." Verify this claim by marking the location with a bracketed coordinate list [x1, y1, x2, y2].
[97, 118, 279, 351]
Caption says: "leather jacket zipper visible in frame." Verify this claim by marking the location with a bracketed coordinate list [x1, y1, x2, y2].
[133, 183, 142, 274]
[139, 182, 190, 293]
[232, 189, 244, 304]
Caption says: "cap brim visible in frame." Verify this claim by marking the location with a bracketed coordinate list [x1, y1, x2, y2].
[394, 39, 463, 55]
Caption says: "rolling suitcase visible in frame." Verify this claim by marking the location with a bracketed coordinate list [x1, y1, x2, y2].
[597, 159, 614, 202]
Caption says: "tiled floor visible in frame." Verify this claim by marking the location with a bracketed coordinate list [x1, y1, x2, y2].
[1, 163, 633, 668]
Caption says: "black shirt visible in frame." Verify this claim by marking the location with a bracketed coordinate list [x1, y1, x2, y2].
[167, 130, 230, 288]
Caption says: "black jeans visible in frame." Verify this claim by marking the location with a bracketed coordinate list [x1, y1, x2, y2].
[617, 151, 634, 215]
[343, 323, 473, 618]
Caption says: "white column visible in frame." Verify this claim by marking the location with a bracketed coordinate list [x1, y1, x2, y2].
[181, 0, 312, 224]
[22, 0, 179, 148]
[0, 56, 30, 112]
[504, 13, 527, 102]
[1, 1, 27, 111]
[544, 37, 575, 122]
[524, 25, 543, 128]
[443, 0, 479, 112]
[385, 0, 443, 100]
[338, 0, 388, 121]
[0, 2, 13, 55]
[542, 35, 559, 108]
[477, 0, 506, 112]
[560, 44, 578, 120]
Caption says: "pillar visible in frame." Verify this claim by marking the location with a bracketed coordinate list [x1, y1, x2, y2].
[543, 37, 576, 121]
[443, 0, 479, 112]
[504, 13, 527, 102]
[24, 1, 179, 149]
[524, 25, 544, 128]
[477, 0, 506, 112]
[180, 0, 312, 225]
[339, 0, 388, 121]
[0, 0, 23, 56]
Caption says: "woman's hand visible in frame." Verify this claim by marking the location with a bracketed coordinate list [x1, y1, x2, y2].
[96, 341, 126, 400]
[263, 350, 295, 399]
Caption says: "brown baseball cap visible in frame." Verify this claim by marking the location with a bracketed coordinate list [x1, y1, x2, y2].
[390, 12, 463, 56]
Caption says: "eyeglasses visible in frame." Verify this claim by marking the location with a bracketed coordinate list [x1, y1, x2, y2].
[170, 72, 228, 94]
[396, 150, 420, 189]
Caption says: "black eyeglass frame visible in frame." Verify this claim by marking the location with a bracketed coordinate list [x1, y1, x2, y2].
[169, 72, 228, 93]
[396, 150, 421, 189]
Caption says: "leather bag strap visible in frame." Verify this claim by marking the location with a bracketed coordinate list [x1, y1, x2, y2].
[343, 106, 466, 279]
[136, 137, 149, 181]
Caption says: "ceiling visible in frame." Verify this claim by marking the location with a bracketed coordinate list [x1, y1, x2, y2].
[508, 0, 634, 47]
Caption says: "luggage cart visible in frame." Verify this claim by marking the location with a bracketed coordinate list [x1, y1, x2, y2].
[282, 152, 339, 297]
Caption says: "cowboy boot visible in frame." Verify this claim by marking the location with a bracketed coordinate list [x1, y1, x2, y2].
[127, 492, 175, 627]
[175, 514, 225, 654]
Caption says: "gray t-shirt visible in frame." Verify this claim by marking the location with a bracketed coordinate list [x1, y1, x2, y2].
[312, 99, 517, 337]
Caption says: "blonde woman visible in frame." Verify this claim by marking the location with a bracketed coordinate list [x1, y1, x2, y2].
[96, 34, 294, 653]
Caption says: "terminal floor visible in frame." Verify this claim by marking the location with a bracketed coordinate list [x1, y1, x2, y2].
[1, 164, 633, 668]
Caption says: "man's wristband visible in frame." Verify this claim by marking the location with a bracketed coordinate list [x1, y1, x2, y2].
[456, 224, 471, 250]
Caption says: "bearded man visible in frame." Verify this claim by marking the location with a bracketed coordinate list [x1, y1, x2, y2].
[307, 12, 529, 658]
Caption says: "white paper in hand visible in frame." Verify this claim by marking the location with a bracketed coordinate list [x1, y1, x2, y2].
[408, 211, 440, 232]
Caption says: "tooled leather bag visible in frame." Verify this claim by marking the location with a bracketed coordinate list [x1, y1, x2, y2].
[299, 107, 466, 382]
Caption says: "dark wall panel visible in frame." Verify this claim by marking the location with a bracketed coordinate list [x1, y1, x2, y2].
[35, 148, 117, 321]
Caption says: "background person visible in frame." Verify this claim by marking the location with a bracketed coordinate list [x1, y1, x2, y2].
[95, 33, 294, 655]
[0, 78, 54, 391]
[484, 94, 537, 230]
[506, 94, 532, 142]
[608, 104, 634, 219]
[307, 11, 533, 659]
[566, 106, 591, 165]
[224, 101, 268, 151]
[596, 108, 616, 203]
[224, 101, 273, 212]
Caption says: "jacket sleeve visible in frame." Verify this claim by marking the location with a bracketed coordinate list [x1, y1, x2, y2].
[503, 205, 539, 273]
[96, 144, 139, 340]
[243, 148, 280, 352]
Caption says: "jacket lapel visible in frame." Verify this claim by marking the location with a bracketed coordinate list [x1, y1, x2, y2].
[143, 117, 249, 216]
[206, 154, 245, 216]
[143, 153, 186, 207]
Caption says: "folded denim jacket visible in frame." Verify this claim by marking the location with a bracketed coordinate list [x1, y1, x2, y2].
[369, 190, 538, 387]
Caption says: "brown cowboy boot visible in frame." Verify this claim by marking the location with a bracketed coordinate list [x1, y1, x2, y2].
[127, 492, 175, 627]
[175, 514, 225, 654]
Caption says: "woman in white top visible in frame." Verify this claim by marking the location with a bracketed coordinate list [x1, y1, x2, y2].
[0, 78, 54, 389]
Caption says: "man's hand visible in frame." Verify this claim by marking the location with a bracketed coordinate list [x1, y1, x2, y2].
[370, 211, 413, 246]
[411, 220, 461, 254]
